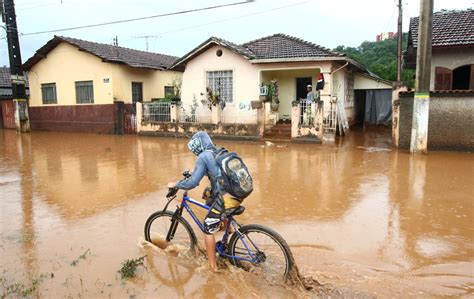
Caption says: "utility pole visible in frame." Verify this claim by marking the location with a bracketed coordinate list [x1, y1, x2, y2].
[396, 0, 403, 83]
[410, 0, 433, 154]
[3, 0, 30, 132]
[113, 35, 118, 46]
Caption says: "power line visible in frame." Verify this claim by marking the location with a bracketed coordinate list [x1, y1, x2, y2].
[125, 1, 311, 44]
[20, 0, 255, 36]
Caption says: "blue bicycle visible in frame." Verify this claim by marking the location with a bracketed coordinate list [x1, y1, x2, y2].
[144, 171, 294, 280]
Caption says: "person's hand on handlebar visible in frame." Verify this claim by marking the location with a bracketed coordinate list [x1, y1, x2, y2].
[167, 181, 176, 189]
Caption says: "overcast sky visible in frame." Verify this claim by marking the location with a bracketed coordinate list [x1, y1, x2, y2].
[1, 0, 473, 67]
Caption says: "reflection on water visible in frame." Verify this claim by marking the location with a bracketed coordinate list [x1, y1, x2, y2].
[0, 129, 472, 297]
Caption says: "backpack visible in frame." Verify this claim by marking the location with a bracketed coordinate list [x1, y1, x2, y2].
[213, 148, 253, 200]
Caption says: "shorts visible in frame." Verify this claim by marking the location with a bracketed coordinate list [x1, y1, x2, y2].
[203, 194, 241, 234]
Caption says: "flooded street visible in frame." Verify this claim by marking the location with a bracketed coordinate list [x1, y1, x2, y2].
[1, 129, 473, 298]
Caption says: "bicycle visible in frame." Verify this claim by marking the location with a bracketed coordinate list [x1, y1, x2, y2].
[144, 171, 294, 280]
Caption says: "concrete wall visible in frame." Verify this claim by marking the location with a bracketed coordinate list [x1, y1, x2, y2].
[111, 65, 181, 103]
[28, 43, 114, 107]
[28, 42, 182, 106]
[430, 48, 474, 90]
[180, 45, 260, 123]
[398, 93, 474, 151]
[354, 73, 393, 90]
[260, 68, 321, 119]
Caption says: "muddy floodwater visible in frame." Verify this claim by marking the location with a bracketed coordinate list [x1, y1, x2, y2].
[1, 129, 473, 298]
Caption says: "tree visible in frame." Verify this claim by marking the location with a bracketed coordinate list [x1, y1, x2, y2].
[335, 33, 415, 87]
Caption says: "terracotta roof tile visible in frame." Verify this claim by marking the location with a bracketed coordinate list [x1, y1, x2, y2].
[24, 36, 179, 70]
[409, 10, 474, 48]
[242, 33, 344, 59]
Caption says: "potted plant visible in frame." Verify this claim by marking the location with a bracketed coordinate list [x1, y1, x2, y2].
[269, 79, 280, 112]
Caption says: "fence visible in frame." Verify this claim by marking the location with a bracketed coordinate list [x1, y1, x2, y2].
[221, 107, 257, 124]
[178, 105, 212, 123]
[142, 102, 171, 122]
[298, 100, 316, 126]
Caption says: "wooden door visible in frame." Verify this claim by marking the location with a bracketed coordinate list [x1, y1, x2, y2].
[1, 100, 15, 129]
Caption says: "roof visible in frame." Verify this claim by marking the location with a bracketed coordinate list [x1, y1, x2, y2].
[23, 36, 180, 71]
[170, 33, 344, 69]
[0, 66, 29, 88]
[409, 10, 474, 48]
[242, 33, 344, 60]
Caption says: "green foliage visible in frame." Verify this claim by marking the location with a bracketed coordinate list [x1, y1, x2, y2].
[1, 273, 53, 298]
[334, 33, 415, 87]
[70, 248, 91, 266]
[118, 256, 146, 279]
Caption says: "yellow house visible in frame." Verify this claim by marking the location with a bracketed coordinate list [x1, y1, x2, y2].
[170, 34, 392, 140]
[23, 36, 182, 134]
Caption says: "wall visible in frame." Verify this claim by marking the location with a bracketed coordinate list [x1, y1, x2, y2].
[260, 68, 321, 119]
[180, 45, 260, 124]
[397, 92, 474, 151]
[430, 47, 474, 90]
[112, 65, 181, 103]
[28, 43, 114, 107]
[354, 73, 393, 90]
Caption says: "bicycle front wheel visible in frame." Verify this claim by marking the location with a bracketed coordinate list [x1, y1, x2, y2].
[144, 211, 197, 254]
[228, 224, 294, 281]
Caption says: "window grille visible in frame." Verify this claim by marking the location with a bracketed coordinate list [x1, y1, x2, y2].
[164, 86, 174, 97]
[41, 83, 57, 104]
[75, 80, 94, 104]
[207, 70, 233, 103]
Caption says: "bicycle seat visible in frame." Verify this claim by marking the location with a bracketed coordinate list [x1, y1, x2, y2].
[225, 205, 245, 216]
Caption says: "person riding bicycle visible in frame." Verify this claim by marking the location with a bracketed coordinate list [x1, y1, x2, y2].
[167, 131, 240, 272]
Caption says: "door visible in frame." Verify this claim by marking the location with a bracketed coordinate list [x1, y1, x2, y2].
[296, 77, 312, 100]
[131, 82, 143, 103]
[1, 100, 15, 129]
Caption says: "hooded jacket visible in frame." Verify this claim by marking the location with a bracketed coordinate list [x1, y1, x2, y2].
[175, 132, 222, 202]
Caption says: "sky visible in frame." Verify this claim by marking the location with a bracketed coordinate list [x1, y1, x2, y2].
[1, 0, 473, 67]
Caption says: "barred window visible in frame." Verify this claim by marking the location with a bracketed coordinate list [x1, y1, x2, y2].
[206, 70, 233, 103]
[41, 83, 57, 104]
[164, 86, 174, 97]
[75, 80, 94, 104]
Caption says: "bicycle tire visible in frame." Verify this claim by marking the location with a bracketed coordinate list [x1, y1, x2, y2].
[228, 224, 294, 279]
[144, 210, 198, 252]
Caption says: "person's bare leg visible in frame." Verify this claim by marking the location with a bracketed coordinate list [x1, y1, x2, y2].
[204, 234, 218, 272]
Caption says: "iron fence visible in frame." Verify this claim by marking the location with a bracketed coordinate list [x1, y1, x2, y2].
[299, 100, 316, 126]
[142, 102, 171, 122]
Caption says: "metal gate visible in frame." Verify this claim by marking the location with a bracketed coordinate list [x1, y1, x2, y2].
[124, 104, 136, 134]
[1, 100, 15, 129]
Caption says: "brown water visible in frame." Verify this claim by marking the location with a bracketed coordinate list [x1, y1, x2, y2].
[1, 129, 473, 298]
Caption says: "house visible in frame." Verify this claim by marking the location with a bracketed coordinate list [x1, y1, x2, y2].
[0, 66, 29, 129]
[166, 33, 392, 141]
[23, 36, 182, 134]
[394, 9, 474, 150]
[405, 9, 474, 90]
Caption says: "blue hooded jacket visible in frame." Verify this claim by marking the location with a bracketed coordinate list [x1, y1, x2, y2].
[175, 131, 222, 202]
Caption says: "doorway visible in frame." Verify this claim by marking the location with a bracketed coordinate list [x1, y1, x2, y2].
[296, 77, 312, 100]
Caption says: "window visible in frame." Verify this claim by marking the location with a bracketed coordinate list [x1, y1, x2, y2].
[75, 80, 94, 104]
[164, 86, 174, 97]
[206, 70, 233, 103]
[132, 82, 143, 103]
[435, 67, 452, 90]
[41, 83, 57, 104]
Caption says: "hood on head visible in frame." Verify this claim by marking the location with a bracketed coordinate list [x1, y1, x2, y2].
[188, 131, 214, 156]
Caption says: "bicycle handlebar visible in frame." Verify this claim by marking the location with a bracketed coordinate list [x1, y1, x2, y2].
[166, 170, 191, 198]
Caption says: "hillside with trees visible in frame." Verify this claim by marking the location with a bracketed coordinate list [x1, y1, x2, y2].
[335, 33, 415, 87]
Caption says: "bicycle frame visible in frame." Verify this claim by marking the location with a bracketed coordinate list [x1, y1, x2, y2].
[165, 192, 260, 263]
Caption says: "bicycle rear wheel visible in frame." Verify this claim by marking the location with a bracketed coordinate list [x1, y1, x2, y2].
[144, 211, 197, 254]
[228, 224, 294, 281]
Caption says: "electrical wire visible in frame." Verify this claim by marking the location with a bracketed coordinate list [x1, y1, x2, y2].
[124, 1, 310, 43]
[19, 0, 255, 36]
